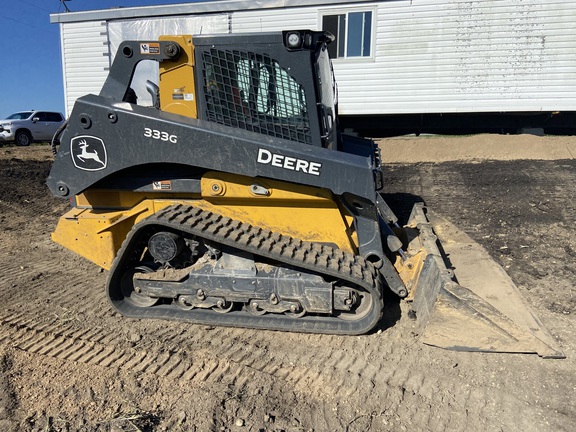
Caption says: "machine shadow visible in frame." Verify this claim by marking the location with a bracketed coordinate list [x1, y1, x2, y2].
[380, 192, 426, 225]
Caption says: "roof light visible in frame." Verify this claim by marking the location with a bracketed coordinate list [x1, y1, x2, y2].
[286, 31, 302, 49]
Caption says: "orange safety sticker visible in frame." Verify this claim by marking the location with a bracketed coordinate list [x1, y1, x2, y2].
[152, 180, 172, 190]
[140, 43, 160, 55]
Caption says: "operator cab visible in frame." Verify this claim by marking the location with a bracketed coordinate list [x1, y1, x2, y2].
[193, 30, 339, 149]
[104, 30, 340, 150]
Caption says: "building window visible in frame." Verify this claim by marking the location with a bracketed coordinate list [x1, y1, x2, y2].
[322, 11, 373, 59]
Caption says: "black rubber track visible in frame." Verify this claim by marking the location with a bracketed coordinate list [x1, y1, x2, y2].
[107, 203, 384, 335]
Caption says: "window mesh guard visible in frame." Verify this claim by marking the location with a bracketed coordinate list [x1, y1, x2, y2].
[202, 49, 312, 144]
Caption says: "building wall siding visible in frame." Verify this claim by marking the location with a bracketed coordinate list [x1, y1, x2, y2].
[234, 0, 576, 115]
[60, 21, 110, 116]
[58, 0, 576, 116]
[334, 0, 576, 115]
[232, 7, 318, 32]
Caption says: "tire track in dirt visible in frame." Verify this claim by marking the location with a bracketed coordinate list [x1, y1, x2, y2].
[0, 248, 413, 412]
[0, 313, 263, 394]
[1, 245, 572, 431]
[0, 310, 348, 430]
[0, 252, 434, 428]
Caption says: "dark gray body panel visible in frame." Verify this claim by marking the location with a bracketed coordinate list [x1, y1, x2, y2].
[47, 94, 378, 201]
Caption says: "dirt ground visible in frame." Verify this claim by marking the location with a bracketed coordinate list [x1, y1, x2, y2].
[0, 134, 574, 431]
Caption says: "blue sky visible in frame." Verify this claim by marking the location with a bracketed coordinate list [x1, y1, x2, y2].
[0, 1, 208, 119]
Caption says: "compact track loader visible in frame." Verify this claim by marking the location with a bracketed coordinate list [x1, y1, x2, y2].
[48, 31, 563, 357]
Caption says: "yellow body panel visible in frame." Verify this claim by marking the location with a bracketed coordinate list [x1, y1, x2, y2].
[75, 190, 199, 209]
[158, 35, 197, 118]
[198, 172, 356, 251]
[52, 200, 174, 270]
[395, 251, 425, 300]
[52, 173, 357, 270]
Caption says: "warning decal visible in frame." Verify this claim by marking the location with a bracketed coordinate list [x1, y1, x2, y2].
[140, 43, 160, 54]
[153, 180, 172, 191]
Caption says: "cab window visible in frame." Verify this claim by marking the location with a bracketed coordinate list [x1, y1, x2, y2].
[202, 49, 312, 144]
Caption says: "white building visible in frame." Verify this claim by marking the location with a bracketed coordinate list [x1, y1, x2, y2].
[51, 0, 576, 134]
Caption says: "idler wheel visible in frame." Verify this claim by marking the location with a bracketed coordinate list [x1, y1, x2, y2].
[121, 266, 159, 308]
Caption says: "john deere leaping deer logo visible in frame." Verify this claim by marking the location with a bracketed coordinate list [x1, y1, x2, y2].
[71, 136, 107, 171]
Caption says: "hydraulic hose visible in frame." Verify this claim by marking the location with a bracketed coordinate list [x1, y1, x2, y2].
[51, 119, 69, 156]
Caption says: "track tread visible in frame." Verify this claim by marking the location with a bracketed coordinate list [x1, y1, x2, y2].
[107, 203, 384, 335]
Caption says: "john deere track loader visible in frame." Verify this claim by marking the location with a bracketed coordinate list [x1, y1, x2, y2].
[47, 31, 563, 357]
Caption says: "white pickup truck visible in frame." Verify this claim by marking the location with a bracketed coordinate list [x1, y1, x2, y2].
[0, 111, 65, 146]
